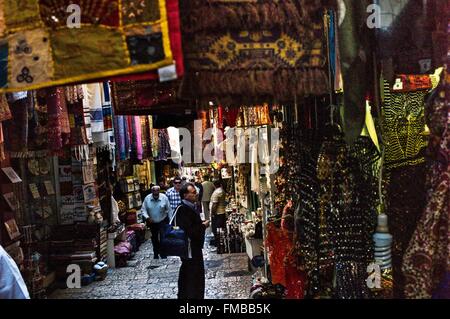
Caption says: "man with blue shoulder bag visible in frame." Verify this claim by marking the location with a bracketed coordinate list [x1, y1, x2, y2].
[171, 183, 210, 299]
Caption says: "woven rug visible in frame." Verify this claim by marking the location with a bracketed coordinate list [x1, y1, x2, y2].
[111, 79, 180, 115]
[0, 0, 173, 93]
[179, 0, 332, 102]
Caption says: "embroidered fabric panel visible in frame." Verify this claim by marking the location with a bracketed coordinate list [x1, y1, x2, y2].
[382, 79, 431, 170]
[0, 0, 173, 93]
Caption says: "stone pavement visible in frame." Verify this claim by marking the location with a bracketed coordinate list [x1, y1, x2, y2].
[49, 239, 253, 299]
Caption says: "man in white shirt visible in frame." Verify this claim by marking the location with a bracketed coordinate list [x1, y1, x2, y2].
[0, 245, 30, 299]
[209, 180, 227, 247]
[141, 185, 172, 259]
[201, 175, 215, 223]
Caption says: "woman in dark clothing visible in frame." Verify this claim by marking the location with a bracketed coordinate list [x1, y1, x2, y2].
[175, 183, 210, 299]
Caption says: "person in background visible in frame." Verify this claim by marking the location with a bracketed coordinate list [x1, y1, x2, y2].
[210, 179, 227, 247]
[166, 176, 182, 217]
[0, 245, 30, 299]
[190, 177, 203, 216]
[201, 175, 215, 235]
[141, 185, 171, 259]
[176, 183, 210, 299]
[194, 177, 204, 204]
[158, 177, 168, 194]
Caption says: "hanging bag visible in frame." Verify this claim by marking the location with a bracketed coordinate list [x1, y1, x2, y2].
[160, 205, 191, 259]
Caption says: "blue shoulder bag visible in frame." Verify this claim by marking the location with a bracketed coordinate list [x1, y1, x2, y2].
[160, 205, 191, 259]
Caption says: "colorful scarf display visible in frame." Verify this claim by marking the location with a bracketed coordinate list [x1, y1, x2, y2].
[0, 0, 173, 93]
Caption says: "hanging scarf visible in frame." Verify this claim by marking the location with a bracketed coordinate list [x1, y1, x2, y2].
[116, 115, 126, 161]
[134, 116, 143, 160]
[157, 129, 171, 161]
[0, 94, 12, 121]
[140, 116, 151, 159]
[151, 129, 159, 159]
[68, 97, 88, 146]
[82, 85, 93, 144]
[46, 87, 69, 154]
[130, 115, 138, 161]
[60, 89, 71, 144]
[102, 82, 115, 149]
[0, 122, 4, 161]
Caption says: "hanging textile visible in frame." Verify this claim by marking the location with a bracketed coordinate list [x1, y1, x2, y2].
[125, 116, 132, 158]
[111, 0, 184, 82]
[0, 0, 173, 93]
[111, 79, 179, 115]
[156, 129, 171, 161]
[0, 94, 12, 121]
[109, 0, 184, 115]
[0, 122, 4, 161]
[140, 116, 150, 159]
[151, 129, 159, 159]
[382, 79, 432, 170]
[179, 0, 330, 103]
[46, 87, 70, 154]
[134, 116, 143, 161]
[4, 91, 49, 158]
[115, 115, 127, 161]
[102, 82, 115, 150]
[4, 93, 29, 155]
[381, 72, 439, 298]
[67, 91, 88, 146]
[401, 12, 450, 298]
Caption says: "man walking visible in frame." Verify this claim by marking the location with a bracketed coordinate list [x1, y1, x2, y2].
[166, 176, 182, 219]
[210, 180, 227, 247]
[141, 185, 171, 259]
[176, 183, 210, 299]
[201, 175, 215, 232]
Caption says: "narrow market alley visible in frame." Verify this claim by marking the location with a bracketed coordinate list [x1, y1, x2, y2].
[49, 240, 252, 299]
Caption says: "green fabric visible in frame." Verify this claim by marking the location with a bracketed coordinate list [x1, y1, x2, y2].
[51, 27, 129, 78]
[4, 0, 40, 29]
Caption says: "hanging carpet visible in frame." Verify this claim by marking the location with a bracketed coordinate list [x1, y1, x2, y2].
[179, 0, 333, 102]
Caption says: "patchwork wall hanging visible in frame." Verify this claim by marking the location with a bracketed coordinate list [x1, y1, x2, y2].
[179, 0, 333, 103]
[111, 0, 184, 82]
[0, 0, 173, 93]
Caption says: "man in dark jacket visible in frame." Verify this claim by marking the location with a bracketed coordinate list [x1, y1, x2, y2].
[175, 183, 210, 299]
